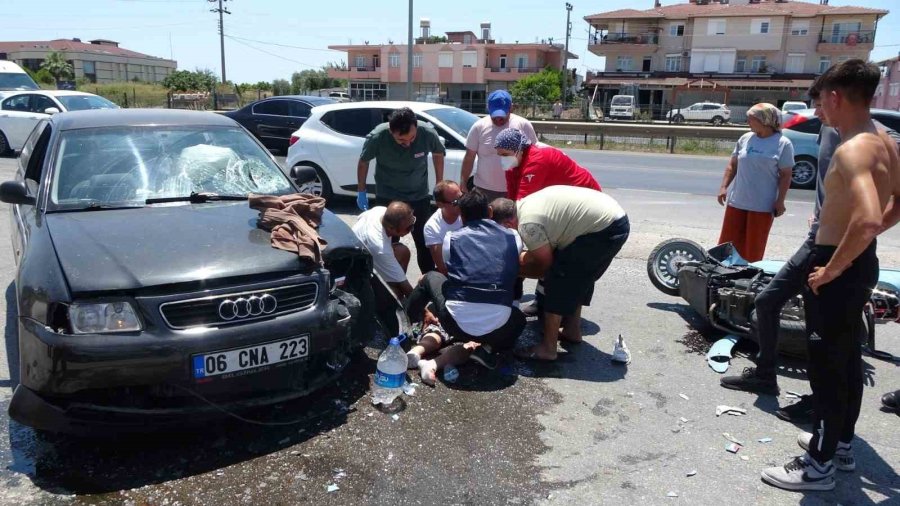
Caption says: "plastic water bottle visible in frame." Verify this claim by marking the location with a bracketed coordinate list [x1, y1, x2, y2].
[372, 337, 407, 405]
[443, 365, 459, 383]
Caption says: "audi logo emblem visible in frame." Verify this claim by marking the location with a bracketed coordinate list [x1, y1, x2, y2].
[218, 294, 278, 321]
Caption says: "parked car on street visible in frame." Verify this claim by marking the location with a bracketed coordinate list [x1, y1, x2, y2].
[221, 95, 335, 154]
[0, 90, 117, 154]
[0, 61, 39, 97]
[667, 102, 731, 125]
[781, 108, 900, 189]
[780, 101, 807, 113]
[608, 95, 635, 120]
[285, 101, 479, 200]
[2, 109, 378, 434]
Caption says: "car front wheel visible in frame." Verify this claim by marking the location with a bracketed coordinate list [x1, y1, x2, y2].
[293, 163, 333, 201]
[791, 156, 817, 190]
[710, 116, 724, 126]
[672, 114, 684, 124]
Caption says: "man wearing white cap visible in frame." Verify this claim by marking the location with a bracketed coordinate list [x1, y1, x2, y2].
[461, 90, 537, 201]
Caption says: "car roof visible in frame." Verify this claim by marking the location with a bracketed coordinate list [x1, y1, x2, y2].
[257, 95, 335, 105]
[0, 61, 28, 73]
[309, 101, 462, 114]
[50, 108, 238, 131]
[2, 90, 98, 99]
[788, 108, 900, 118]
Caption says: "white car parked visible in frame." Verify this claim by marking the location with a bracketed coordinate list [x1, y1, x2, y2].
[285, 101, 479, 200]
[0, 90, 117, 154]
[667, 102, 731, 125]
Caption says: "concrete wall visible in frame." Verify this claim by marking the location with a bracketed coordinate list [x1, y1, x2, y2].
[7, 48, 175, 83]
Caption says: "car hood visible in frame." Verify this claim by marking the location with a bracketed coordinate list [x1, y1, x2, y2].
[46, 202, 307, 293]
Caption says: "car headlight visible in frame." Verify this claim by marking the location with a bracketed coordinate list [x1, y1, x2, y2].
[69, 302, 142, 334]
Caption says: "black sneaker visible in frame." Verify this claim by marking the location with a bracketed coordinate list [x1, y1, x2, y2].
[776, 395, 815, 424]
[881, 389, 900, 411]
[469, 346, 498, 370]
[520, 301, 542, 318]
[720, 367, 779, 395]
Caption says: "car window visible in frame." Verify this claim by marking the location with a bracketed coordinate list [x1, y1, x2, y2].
[422, 107, 479, 139]
[56, 94, 118, 111]
[252, 100, 289, 116]
[702, 104, 720, 111]
[873, 113, 900, 133]
[25, 122, 51, 183]
[785, 116, 821, 135]
[289, 101, 312, 118]
[321, 108, 382, 137]
[2, 94, 31, 111]
[31, 95, 57, 114]
[49, 126, 293, 209]
[17, 120, 45, 178]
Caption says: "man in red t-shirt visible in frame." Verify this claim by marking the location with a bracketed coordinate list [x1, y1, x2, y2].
[494, 128, 601, 200]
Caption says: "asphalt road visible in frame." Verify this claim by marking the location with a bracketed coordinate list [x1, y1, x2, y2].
[0, 150, 898, 505]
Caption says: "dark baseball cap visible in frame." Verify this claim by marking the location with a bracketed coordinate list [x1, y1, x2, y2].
[488, 90, 512, 118]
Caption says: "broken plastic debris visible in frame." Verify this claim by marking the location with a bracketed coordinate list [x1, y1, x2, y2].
[716, 405, 747, 417]
[722, 433, 744, 446]
[686, 470, 697, 477]
[326, 484, 339, 493]
[667, 491, 679, 498]
[679, 417, 689, 423]
[740, 455, 750, 461]
[391, 414, 400, 422]
[679, 393, 690, 401]
[725, 443, 742, 454]
[401, 383, 418, 396]
[289, 450, 300, 456]
[758, 437, 773, 444]
[366, 412, 374, 417]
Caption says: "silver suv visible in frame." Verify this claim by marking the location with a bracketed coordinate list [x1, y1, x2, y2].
[667, 102, 731, 125]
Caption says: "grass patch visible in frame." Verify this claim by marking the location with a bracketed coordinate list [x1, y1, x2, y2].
[78, 82, 170, 108]
[543, 138, 733, 157]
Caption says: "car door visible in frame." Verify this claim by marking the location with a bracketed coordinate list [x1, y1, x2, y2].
[317, 107, 385, 195]
[0, 94, 47, 150]
[284, 100, 313, 146]
[417, 114, 464, 186]
[250, 99, 291, 151]
[682, 104, 700, 121]
[10, 120, 50, 266]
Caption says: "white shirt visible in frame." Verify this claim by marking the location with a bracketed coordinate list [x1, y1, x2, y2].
[423, 209, 462, 247]
[441, 226, 523, 336]
[465, 114, 538, 192]
[351, 207, 407, 284]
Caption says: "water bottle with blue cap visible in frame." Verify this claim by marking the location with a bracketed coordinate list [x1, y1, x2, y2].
[372, 335, 408, 405]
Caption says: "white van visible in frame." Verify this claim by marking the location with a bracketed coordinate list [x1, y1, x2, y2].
[0, 61, 39, 96]
[609, 95, 635, 120]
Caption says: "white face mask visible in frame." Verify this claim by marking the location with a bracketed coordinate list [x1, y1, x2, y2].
[500, 155, 518, 170]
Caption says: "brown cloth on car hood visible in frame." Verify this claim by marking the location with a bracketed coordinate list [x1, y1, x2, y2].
[249, 193, 328, 265]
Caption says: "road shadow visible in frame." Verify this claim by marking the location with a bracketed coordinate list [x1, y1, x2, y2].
[792, 438, 900, 504]
[2, 281, 18, 390]
[5, 351, 374, 495]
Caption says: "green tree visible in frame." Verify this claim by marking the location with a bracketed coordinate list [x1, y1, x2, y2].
[40, 51, 74, 87]
[255, 81, 272, 92]
[33, 68, 55, 86]
[161, 69, 217, 92]
[271, 79, 291, 96]
[510, 67, 563, 105]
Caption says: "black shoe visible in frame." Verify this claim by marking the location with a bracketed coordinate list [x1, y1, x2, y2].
[469, 347, 498, 370]
[882, 390, 900, 411]
[520, 301, 542, 318]
[776, 395, 815, 424]
[720, 367, 779, 395]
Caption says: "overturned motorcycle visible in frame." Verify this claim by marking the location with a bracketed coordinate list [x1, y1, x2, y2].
[646, 238, 900, 360]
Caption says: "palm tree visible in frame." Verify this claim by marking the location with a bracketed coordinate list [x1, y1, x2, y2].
[40, 51, 74, 87]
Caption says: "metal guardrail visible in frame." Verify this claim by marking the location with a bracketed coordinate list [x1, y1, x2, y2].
[531, 120, 748, 153]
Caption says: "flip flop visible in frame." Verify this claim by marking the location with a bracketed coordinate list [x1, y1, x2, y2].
[514, 347, 557, 363]
[707, 334, 740, 373]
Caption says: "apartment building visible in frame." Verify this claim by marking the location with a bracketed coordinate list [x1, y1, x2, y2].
[583, 0, 888, 117]
[326, 20, 575, 112]
[0, 38, 177, 84]
[874, 55, 900, 111]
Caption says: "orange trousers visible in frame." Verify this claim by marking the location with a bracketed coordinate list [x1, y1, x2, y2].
[717, 205, 774, 262]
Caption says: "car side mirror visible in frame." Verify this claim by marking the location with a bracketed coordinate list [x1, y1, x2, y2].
[0, 181, 35, 205]
[44, 107, 60, 115]
[291, 165, 318, 186]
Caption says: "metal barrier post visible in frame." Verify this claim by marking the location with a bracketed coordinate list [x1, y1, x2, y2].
[669, 137, 676, 154]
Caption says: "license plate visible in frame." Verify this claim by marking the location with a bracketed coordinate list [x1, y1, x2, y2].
[192, 335, 309, 379]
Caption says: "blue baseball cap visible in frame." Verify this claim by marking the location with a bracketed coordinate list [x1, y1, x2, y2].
[487, 90, 512, 118]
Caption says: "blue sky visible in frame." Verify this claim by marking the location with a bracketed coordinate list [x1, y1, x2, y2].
[6, 0, 900, 84]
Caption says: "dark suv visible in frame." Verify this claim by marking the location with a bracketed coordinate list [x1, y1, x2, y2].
[1, 109, 377, 434]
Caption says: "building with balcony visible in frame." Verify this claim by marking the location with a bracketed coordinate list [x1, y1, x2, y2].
[0, 38, 177, 84]
[583, 0, 888, 118]
[326, 20, 576, 112]
[874, 54, 900, 111]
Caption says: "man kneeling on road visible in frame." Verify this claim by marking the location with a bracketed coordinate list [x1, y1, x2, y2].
[515, 186, 630, 362]
[352, 201, 416, 298]
[404, 190, 526, 374]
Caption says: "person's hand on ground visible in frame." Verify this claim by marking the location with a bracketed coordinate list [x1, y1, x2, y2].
[356, 191, 368, 211]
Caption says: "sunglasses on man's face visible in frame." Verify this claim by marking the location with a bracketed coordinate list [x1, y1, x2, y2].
[440, 198, 460, 207]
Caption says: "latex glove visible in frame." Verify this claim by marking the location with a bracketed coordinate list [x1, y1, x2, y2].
[356, 191, 368, 211]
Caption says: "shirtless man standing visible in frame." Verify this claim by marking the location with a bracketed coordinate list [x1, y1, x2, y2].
[762, 59, 900, 492]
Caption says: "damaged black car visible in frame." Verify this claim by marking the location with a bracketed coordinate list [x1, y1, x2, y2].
[2, 109, 378, 434]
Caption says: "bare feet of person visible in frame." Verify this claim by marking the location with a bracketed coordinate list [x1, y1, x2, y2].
[514, 344, 558, 362]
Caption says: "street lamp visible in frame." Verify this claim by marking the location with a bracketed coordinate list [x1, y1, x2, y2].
[562, 3, 573, 108]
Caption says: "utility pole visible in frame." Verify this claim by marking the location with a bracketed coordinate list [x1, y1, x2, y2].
[209, 0, 231, 84]
[562, 3, 573, 108]
[407, 0, 414, 100]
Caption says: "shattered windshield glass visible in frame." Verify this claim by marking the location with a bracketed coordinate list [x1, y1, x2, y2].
[49, 126, 293, 209]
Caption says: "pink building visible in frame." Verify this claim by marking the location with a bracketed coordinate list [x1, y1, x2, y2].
[873, 55, 900, 111]
[327, 20, 575, 112]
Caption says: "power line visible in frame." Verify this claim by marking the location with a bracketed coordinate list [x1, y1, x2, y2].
[224, 35, 318, 69]
[223, 34, 344, 53]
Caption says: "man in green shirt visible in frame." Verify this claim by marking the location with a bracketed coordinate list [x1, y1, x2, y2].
[357, 107, 446, 273]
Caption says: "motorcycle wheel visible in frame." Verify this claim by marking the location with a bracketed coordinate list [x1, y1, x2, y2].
[647, 238, 707, 296]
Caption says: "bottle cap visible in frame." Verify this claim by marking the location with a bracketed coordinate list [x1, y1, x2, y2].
[389, 337, 400, 346]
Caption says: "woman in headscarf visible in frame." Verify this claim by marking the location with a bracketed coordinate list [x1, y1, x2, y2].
[716, 102, 795, 262]
[493, 128, 601, 201]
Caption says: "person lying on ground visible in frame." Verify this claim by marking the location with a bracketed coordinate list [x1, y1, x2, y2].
[405, 322, 479, 386]
[352, 201, 416, 298]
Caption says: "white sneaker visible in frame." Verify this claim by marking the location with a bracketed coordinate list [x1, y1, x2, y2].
[406, 351, 421, 369]
[761, 455, 835, 491]
[798, 432, 855, 471]
[611, 334, 631, 364]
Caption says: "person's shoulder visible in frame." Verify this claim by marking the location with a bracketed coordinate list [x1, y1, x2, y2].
[509, 113, 533, 124]
[417, 120, 439, 134]
[739, 131, 754, 142]
[423, 209, 443, 229]
[367, 122, 390, 138]
[833, 134, 883, 172]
